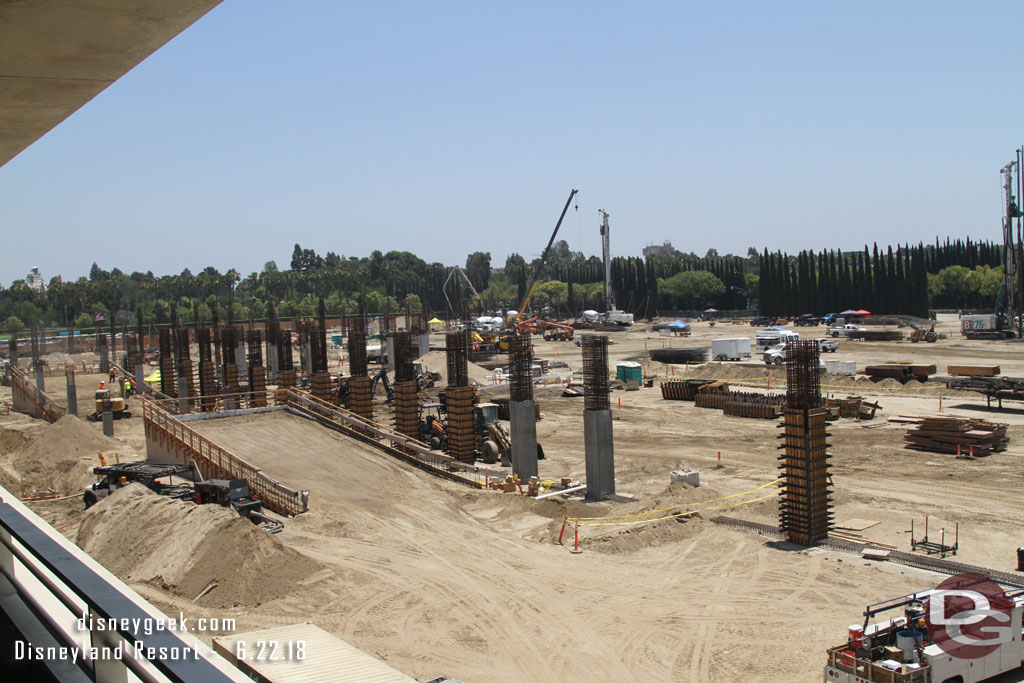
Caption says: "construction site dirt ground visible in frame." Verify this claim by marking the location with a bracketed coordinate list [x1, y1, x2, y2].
[3, 313, 1024, 681]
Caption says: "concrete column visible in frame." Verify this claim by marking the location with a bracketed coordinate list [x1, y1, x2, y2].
[234, 346, 248, 377]
[302, 342, 312, 376]
[584, 409, 615, 501]
[99, 337, 109, 374]
[101, 401, 114, 437]
[269, 343, 279, 383]
[510, 399, 538, 480]
[385, 336, 396, 373]
[418, 333, 430, 357]
[176, 375, 190, 413]
[65, 370, 78, 417]
[135, 362, 146, 398]
[34, 369, 44, 394]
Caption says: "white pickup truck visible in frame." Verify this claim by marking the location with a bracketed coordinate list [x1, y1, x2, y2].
[827, 323, 865, 338]
[763, 338, 837, 364]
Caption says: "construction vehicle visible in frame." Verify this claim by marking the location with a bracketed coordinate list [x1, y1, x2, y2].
[194, 478, 283, 533]
[598, 209, 635, 325]
[421, 401, 543, 464]
[823, 579, 1024, 682]
[88, 385, 131, 421]
[514, 189, 578, 324]
[83, 461, 192, 508]
[541, 321, 574, 341]
[908, 322, 939, 343]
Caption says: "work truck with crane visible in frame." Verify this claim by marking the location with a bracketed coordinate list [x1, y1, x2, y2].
[823, 578, 1024, 682]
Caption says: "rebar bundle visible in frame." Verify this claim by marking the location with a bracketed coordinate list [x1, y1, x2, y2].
[348, 331, 368, 377]
[247, 329, 267, 407]
[30, 326, 42, 373]
[785, 340, 821, 410]
[508, 332, 534, 402]
[446, 331, 469, 388]
[158, 328, 176, 397]
[197, 327, 217, 411]
[582, 335, 610, 411]
[394, 331, 416, 382]
[779, 339, 832, 546]
[174, 328, 194, 406]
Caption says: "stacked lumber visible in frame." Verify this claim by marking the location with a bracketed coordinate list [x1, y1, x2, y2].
[901, 416, 1009, 455]
[848, 330, 903, 341]
[864, 365, 912, 383]
[948, 365, 1000, 377]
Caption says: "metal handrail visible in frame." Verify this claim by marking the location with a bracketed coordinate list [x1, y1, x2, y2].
[0, 496, 244, 682]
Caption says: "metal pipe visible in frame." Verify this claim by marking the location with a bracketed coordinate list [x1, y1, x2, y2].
[535, 484, 587, 500]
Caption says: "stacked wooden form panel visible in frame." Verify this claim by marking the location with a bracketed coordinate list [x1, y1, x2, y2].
[660, 379, 713, 400]
[779, 340, 833, 546]
[902, 416, 1009, 455]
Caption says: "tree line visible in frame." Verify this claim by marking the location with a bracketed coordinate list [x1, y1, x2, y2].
[0, 236, 1009, 335]
[757, 237, 1006, 317]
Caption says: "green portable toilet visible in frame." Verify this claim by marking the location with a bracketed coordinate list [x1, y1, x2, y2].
[616, 361, 642, 381]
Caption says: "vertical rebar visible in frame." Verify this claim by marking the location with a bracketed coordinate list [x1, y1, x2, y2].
[582, 335, 610, 411]
[779, 339, 832, 545]
[445, 331, 469, 387]
[508, 332, 534, 402]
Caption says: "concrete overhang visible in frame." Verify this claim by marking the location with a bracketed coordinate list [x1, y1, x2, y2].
[0, 0, 222, 168]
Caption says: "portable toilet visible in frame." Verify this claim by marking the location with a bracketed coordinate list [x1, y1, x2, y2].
[616, 361, 643, 381]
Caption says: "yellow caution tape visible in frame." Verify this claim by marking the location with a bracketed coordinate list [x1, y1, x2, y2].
[570, 478, 783, 521]
[575, 491, 780, 527]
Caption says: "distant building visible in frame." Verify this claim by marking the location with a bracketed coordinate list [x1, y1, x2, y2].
[643, 241, 678, 259]
[25, 266, 46, 293]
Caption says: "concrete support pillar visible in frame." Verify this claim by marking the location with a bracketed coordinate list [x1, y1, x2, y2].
[385, 336, 396, 373]
[418, 333, 430, 357]
[302, 342, 312, 376]
[34, 369, 44, 395]
[101, 401, 114, 437]
[65, 369, 78, 417]
[510, 399, 538, 480]
[234, 346, 248, 377]
[99, 337, 109, 374]
[135, 362, 146, 398]
[269, 343, 279, 383]
[176, 375, 190, 413]
[584, 409, 615, 501]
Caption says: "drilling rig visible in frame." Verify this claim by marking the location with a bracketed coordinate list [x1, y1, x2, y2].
[598, 209, 634, 325]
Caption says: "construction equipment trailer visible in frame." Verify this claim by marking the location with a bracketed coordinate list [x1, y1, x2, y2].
[83, 462, 192, 508]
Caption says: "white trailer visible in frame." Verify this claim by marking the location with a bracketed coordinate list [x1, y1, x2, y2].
[755, 328, 800, 350]
[711, 337, 751, 361]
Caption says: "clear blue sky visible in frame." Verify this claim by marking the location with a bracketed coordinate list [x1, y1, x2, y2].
[3, 0, 1023, 286]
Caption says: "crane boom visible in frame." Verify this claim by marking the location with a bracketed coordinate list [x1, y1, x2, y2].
[515, 189, 578, 322]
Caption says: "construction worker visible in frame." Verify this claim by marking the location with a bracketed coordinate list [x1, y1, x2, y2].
[98, 381, 106, 391]
[108, 368, 116, 384]
[124, 378, 132, 397]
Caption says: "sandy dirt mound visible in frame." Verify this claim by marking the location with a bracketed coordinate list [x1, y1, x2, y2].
[76, 484, 322, 608]
[5, 415, 118, 493]
[417, 349, 494, 386]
